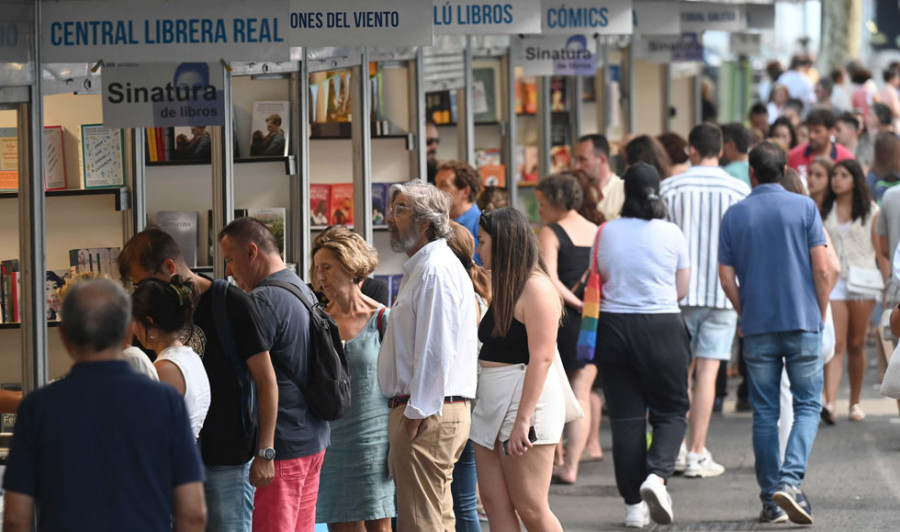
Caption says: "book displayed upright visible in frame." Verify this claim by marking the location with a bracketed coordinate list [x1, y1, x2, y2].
[43, 126, 67, 190]
[250, 101, 290, 157]
[81, 124, 125, 189]
[248, 208, 287, 257]
[157, 211, 200, 268]
[371, 183, 389, 228]
[310, 184, 332, 227]
[330, 183, 354, 227]
[0, 127, 18, 191]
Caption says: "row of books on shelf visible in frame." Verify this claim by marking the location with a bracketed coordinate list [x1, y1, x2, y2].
[0, 248, 121, 324]
[1, 124, 126, 191]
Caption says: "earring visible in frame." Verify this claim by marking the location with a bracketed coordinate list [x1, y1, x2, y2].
[148, 331, 156, 341]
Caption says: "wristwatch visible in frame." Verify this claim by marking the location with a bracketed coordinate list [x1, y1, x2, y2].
[257, 447, 276, 460]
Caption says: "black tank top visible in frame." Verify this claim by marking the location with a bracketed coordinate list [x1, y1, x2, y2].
[478, 306, 530, 365]
[549, 223, 592, 298]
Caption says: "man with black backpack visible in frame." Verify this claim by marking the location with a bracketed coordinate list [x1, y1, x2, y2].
[219, 217, 332, 531]
[119, 227, 279, 532]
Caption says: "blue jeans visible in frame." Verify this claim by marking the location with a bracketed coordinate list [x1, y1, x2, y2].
[205, 461, 255, 532]
[451, 440, 481, 532]
[743, 331, 823, 502]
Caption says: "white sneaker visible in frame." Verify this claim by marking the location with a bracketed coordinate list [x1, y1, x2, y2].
[683, 448, 726, 478]
[625, 502, 650, 528]
[673, 442, 687, 474]
[639, 473, 673, 525]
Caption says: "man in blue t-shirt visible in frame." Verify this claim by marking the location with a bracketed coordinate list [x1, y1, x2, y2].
[435, 161, 483, 263]
[718, 142, 831, 526]
[2, 279, 206, 531]
[219, 217, 330, 531]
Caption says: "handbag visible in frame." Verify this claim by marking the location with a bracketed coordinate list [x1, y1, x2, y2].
[847, 266, 885, 296]
[880, 342, 900, 399]
[575, 223, 607, 363]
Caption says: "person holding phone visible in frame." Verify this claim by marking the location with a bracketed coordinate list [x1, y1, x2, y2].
[469, 208, 571, 532]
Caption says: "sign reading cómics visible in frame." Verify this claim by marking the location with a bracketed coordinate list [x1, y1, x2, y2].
[517, 35, 597, 76]
[287, 0, 433, 47]
[540, 0, 633, 35]
[433, 0, 542, 35]
[101, 62, 225, 129]
[42, 0, 290, 63]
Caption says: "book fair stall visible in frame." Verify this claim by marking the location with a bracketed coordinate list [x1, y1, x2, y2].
[0, 0, 777, 423]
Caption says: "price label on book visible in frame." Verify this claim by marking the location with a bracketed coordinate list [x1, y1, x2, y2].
[42, 0, 290, 62]
[287, 0, 433, 47]
[433, 0, 541, 35]
[517, 35, 597, 76]
[102, 62, 225, 128]
[540, 0, 633, 35]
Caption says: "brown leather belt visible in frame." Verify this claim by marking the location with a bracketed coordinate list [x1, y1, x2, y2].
[388, 395, 469, 408]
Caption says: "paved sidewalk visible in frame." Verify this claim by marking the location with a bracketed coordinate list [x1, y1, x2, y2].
[548, 355, 900, 531]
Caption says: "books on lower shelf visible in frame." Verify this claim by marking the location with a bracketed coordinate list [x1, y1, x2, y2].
[158, 211, 200, 268]
[0, 261, 70, 323]
[248, 208, 287, 257]
[311, 183, 399, 229]
[68, 247, 122, 280]
[374, 274, 404, 306]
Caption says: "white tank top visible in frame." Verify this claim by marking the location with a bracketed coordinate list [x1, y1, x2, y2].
[156, 346, 211, 439]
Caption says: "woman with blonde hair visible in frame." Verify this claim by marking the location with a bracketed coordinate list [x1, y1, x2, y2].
[310, 226, 395, 531]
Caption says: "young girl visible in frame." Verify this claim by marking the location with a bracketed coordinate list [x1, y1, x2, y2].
[806, 157, 834, 209]
[132, 276, 210, 439]
[820, 160, 880, 423]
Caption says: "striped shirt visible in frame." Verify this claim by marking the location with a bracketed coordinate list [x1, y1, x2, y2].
[660, 166, 751, 309]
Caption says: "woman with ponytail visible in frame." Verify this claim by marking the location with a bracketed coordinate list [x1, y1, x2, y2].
[132, 275, 211, 439]
[591, 162, 692, 528]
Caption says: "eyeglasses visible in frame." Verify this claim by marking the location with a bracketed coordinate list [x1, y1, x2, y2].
[391, 202, 413, 217]
[426, 137, 440, 146]
[479, 211, 492, 233]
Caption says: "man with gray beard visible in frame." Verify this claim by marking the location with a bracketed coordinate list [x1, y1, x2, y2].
[377, 181, 478, 531]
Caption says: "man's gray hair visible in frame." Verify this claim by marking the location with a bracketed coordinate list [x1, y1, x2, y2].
[390, 180, 453, 241]
[61, 279, 131, 353]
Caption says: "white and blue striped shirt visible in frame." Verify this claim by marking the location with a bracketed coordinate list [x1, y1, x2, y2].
[660, 166, 751, 309]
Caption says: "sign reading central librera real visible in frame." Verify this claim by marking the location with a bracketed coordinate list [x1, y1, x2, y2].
[42, 0, 290, 63]
[102, 62, 225, 129]
[540, 0, 633, 35]
[287, 0, 433, 47]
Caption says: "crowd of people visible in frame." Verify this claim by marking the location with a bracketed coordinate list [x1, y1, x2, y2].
[6, 52, 900, 532]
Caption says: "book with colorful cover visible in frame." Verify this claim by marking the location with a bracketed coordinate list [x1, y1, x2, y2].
[480, 165, 506, 187]
[46, 270, 68, 321]
[0, 128, 18, 191]
[389, 274, 402, 306]
[81, 124, 125, 188]
[248, 207, 287, 257]
[310, 184, 332, 227]
[372, 183, 389, 227]
[43, 126, 67, 190]
[330, 183, 354, 227]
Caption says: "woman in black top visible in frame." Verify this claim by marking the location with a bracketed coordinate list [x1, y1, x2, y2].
[536, 174, 601, 484]
[470, 208, 571, 532]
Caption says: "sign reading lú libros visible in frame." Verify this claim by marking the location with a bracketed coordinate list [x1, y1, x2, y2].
[102, 62, 225, 129]
[518, 34, 597, 76]
[433, 0, 542, 35]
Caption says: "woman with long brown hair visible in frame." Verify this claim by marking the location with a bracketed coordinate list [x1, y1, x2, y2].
[470, 207, 574, 532]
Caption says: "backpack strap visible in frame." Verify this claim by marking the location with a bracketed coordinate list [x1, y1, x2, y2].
[255, 279, 314, 396]
[210, 279, 256, 432]
[376, 306, 387, 342]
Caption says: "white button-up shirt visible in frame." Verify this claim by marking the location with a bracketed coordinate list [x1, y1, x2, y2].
[377, 239, 478, 419]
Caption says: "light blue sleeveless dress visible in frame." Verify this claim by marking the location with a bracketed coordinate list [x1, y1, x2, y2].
[316, 307, 395, 523]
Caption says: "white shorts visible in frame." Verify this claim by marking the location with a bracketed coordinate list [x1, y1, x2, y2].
[470, 363, 566, 451]
[830, 278, 876, 301]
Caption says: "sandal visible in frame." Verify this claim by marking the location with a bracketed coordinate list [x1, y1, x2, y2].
[820, 404, 836, 426]
[849, 404, 866, 422]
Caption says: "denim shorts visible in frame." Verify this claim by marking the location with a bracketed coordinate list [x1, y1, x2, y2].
[681, 307, 738, 361]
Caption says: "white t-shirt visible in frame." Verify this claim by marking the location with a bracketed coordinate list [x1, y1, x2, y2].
[594, 218, 690, 314]
[122, 346, 159, 381]
[156, 345, 211, 439]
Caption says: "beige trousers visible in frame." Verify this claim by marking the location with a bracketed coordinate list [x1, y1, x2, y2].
[388, 401, 470, 532]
